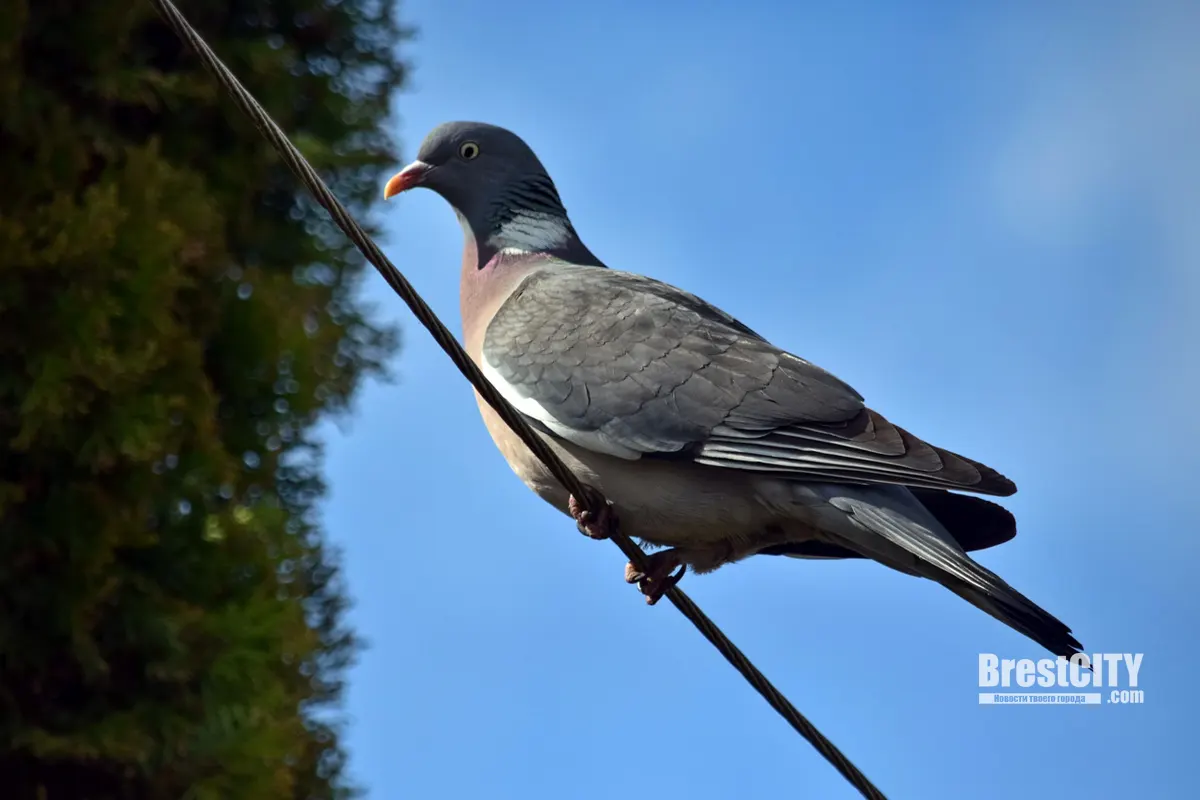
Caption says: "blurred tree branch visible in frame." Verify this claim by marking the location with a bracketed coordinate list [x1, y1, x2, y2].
[0, 0, 412, 796]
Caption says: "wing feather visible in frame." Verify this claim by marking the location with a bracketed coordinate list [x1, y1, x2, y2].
[482, 263, 1015, 496]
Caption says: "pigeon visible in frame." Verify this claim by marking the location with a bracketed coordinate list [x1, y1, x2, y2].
[384, 121, 1082, 659]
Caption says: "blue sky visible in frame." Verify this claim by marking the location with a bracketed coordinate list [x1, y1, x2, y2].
[318, 1, 1196, 796]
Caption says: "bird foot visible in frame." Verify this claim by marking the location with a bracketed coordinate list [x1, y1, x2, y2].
[625, 550, 686, 605]
[568, 492, 618, 540]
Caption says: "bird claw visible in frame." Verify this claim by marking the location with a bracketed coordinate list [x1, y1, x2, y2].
[567, 490, 683, 602]
[568, 492, 617, 540]
[625, 551, 686, 605]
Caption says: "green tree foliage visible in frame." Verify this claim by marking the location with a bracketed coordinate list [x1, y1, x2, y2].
[0, 1, 409, 796]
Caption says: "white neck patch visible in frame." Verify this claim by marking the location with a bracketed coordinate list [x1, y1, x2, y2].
[486, 210, 571, 255]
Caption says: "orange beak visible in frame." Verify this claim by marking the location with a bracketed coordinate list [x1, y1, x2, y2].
[383, 160, 434, 199]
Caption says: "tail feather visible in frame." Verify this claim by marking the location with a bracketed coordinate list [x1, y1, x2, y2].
[761, 489, 1016, 560]
[815, 486, 1082, 659]
[935, 561, 1082, 659]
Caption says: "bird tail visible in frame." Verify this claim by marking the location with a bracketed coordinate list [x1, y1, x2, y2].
[814, 486, 1083, 659]
[933, 561, 1083, 660]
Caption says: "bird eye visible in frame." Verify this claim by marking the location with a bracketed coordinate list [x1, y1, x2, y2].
[458, 141, 480, 161]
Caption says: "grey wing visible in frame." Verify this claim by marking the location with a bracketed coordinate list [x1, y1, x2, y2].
[482, 264, 1015, 496]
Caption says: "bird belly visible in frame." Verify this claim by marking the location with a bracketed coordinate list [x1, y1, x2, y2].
[474, 397, 820, 561]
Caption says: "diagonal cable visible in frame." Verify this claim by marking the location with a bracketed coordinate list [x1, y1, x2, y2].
[147, 2, 888, 797]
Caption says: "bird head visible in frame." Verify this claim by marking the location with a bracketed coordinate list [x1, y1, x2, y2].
[384, 121, 597, 265]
